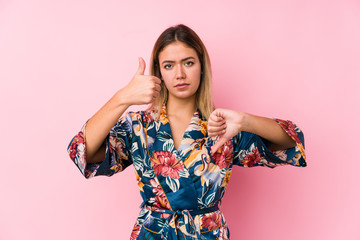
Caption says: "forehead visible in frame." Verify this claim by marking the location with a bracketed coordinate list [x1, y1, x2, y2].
[159, 42, 198, 61]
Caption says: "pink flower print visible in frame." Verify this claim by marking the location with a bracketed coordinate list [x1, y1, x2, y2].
[149, 179, 171, 209]
[275, 119, 300, 144]
[151, 151, 184, 179]
[109, 136, 128, 160]
[68, 132, 85, 161]
[242, 148, 262, 167]
[273, 150, 287, 160]
[143, 110, 155, 126]
[201, 211, 222, 231]
[212, 140, 233, 169]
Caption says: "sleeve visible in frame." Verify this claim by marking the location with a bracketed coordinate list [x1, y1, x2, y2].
[67, 113, 134, 179]
[232, 119, 307, 168]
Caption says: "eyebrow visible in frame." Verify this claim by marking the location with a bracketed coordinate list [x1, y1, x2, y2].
[161, 57, 195, 65]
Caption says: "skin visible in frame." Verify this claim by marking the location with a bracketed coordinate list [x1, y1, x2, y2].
[84, 57, 161, 163]
[83, 41, 296, 164]
[207, 109, 297, 154]
[159, 42, 201, 103]
[158, 42, 202, 150]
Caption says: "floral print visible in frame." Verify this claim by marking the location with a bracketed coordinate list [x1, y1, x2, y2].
[68, 105, 306, 239]
[275, 118, 306, 159]
[212, 140, 233, 169]
[201, 212, 222, 231]
[149, 179, 171, 209]
[242, 147, 262, 167]
[152, 151, 185, 179]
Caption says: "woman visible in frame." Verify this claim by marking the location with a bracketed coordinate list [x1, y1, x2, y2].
[68, 24, 306, 239]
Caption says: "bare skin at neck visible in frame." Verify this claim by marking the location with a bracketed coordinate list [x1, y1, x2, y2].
[166, 94, 197, 150]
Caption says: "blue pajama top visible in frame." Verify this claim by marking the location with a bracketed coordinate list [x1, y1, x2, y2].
[68, 105, 306, 240]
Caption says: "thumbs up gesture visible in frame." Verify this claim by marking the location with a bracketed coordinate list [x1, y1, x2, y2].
[122, 57, 162, 106]
[208, 109, 248, 154]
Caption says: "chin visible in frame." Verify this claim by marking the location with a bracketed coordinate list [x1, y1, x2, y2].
[170, 92, 196, 100]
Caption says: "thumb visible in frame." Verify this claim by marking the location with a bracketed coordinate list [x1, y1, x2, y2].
[136, 57, 146, 75]
[211, 137, 228, 155]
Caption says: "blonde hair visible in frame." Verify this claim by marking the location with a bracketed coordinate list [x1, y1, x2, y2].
[148, 24, 214, 120]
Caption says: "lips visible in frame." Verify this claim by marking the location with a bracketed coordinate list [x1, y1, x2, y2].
[175, 83, 189, 88]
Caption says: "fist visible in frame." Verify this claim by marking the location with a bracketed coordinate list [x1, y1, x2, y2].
[208, 109, 247, 154]
[123, 57, 162, 105]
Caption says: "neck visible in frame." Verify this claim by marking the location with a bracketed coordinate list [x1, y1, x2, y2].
[166, 95, 197, 117]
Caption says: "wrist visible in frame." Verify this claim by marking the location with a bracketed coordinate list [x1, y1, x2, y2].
[114, 88, 133, 107]
[237, 112, 252, 132]
[113, 88, 131, 109]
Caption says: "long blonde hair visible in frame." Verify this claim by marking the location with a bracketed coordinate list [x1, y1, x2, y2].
[148, 24, 214, 120]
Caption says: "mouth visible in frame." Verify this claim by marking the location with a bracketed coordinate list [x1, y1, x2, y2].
[175, 83, 190, 88]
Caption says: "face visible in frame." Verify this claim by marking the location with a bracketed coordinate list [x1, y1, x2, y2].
[158, 41, 201, 102]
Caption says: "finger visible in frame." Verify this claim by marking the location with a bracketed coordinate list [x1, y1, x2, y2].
[154, 91, 160, 98]
[136, 57, 146, 75]
[153, 77, 162, 85]
[152, 89, 161, 100]
[150, 77, 161, 88]
[208, 119, 226, 127]
[154, 83, 161, 92]
[210, 111, 224, 122]
[211, 137, 228, 154]
[208, 129, 226, 137]
[208, 121, 226, 130]
[208, 125, 226, 133]
[216, 110, 224, 119]
[153, 87, 161, 96]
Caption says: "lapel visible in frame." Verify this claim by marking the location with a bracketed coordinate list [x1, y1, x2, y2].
[158, 105, 207, 159]
[147, 105, 209, 210]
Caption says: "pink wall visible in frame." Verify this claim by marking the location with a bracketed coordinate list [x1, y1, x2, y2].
[1, 0, 359, 239]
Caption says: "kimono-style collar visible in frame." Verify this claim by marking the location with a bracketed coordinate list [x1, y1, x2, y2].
[159, 104, 207, 135]
[158, 104, 208, 157]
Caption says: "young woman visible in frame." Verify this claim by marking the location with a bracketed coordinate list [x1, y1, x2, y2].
[68, 24, 306, 240]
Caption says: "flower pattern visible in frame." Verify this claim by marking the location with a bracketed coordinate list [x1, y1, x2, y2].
[131, 225, 141, 239]
[212, 140, 233, 169]
[149, 179, 171, 209]
[68, 105, 306, 239]
[242, 148, 262, 167]
[152, 151, 185, 179]
[201, 211, 222, 231]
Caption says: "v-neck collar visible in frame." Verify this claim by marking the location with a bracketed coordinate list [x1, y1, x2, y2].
[159, 105, 207, 159]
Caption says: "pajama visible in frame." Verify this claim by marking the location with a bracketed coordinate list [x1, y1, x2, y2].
[68, 105, 306, 239]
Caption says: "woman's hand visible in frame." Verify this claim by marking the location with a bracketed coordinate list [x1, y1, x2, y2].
[208, 109, 249, 154]
[208, 108, 297, 155]
[84, 57, 161, 163]
[119, 57, 162, 106]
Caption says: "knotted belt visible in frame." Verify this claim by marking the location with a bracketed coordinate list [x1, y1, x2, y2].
[140, 202, 219, 239]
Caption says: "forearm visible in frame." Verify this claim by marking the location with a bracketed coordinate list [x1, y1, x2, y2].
[242, 113, 296, 150]
[85, 88, 130, 163]
[80, 57, 161, 164]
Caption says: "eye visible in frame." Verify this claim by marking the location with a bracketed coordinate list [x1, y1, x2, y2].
[185, 61, 194, 67]
[164, 64, 173, 69]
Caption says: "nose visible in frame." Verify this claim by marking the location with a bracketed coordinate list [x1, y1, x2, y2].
[176, 65, 186, 79]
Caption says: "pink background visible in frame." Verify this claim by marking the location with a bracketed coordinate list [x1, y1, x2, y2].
[1, 0, 359, 239]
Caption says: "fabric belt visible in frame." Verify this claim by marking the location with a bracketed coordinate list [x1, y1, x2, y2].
[140, 202, 219, 239]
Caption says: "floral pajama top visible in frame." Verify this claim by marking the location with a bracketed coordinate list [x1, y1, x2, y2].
[68, 106, 306, 240]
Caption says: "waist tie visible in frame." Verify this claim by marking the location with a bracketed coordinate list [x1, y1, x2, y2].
[140, 202, 219, 240]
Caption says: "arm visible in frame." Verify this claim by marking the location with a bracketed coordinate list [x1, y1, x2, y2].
[84, 90, 130, 164]
[208, 108, 306, 168]
[208, 109, 296, 153]
[79, 57, 162, 164]
[240, 113, 296, 150]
